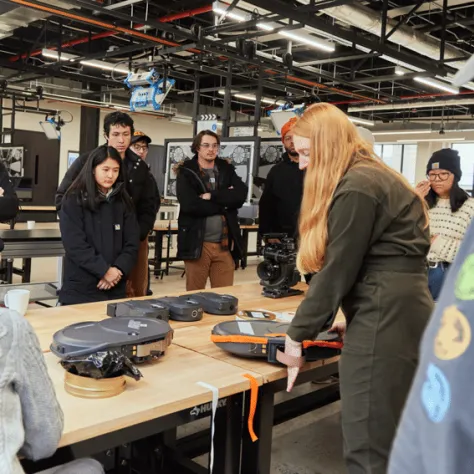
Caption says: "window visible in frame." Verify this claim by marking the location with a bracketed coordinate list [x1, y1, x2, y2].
[374, 143, 417, 185]
[451, 142, 474, 193]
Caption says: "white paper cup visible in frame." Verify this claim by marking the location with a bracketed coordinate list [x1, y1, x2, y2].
[27, 221, 35, 230]
[4, 289, 30, 316]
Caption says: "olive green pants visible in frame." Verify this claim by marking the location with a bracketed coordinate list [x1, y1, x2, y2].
[340, 267, 433, 474]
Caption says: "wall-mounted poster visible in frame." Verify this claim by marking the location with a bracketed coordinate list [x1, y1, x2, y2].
[163, 138, 258, 204]
[0, 146, 24, 177]
[68, 151, 80, 169]
[254, 138, 285, 200]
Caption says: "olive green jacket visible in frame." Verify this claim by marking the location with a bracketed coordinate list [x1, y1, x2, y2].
[288, 165, 430, 342]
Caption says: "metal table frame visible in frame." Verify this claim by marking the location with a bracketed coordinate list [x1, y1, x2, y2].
[21, 392, 246, 474]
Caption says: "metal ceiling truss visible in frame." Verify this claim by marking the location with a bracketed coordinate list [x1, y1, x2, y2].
[1, 0, 474, 123]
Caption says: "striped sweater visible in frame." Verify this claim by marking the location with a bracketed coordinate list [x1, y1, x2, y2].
[428, 197, 474, 263]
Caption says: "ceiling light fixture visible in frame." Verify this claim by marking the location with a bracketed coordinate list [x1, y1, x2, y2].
[347, 116, 375, 127]
[42, 49, 130, 74]
[398, 137, 465, 142]
[372, 130, 432, 135]
[414, 76, 459, 95]
[80, 60, 129, 75]
[395, 65, 407, 76]
[279, 31, 335, 53]
[234, 93, 284, 105]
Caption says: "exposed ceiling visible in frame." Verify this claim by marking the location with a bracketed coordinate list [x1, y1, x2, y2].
[1, 0, 474, 127]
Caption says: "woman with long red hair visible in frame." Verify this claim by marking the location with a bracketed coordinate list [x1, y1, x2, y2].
[283, 103, 433, 473]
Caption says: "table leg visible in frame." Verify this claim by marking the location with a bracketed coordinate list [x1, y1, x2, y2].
[241, 229, 249, 270]
[165, 227, 172, 276]
[213, 393, 243, 474]
[6, 258, 13, 284]
[22, 258, 32, 283]
[154, 231, 164, 278]
[240, 387, 275, 474]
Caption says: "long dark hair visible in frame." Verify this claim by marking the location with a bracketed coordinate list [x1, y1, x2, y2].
[65, 146, 133, 211]
[426, 181, 469, 212]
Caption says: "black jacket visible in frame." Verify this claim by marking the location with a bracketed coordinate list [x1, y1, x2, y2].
[55, 146, 159, 241]
[0, 161, 19, 222]
[176, 156, 248, 262]
[58, 189, 140, 305]
[259, 153, 304, 238]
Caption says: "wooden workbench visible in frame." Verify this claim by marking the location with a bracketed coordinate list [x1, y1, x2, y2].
[44, 347, 261, 448]
[25, 282, 341, 474]
[26, 282, 307, 353]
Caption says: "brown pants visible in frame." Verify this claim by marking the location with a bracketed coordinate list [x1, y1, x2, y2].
[184, 242, 235, 291]
[126, 239, 149, 297]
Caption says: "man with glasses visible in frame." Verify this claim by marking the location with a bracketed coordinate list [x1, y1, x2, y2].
[130, 130, 160, 296]
[130, 130, 151, 161]
[175, 130, 247, 290]
[416, 148, 474, 300]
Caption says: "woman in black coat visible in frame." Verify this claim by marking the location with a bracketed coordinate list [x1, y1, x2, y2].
[59, 147, 139, 305]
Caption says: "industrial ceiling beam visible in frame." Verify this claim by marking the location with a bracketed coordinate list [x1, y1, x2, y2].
[0, 58, 121, 88]
[50, 0, 197, 41]
[349, 71, 432, 84]
[248, 0, 448, 76]
[297, 52, 381, 67]
[200, 42, 395, 100]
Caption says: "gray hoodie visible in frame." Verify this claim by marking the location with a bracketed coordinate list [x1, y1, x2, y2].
[0, 309, 63, 473]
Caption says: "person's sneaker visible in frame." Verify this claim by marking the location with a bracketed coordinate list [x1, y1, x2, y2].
[146, 289, 153, 296]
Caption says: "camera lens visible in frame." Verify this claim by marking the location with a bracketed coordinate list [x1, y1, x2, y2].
[257, 261, 279, 281]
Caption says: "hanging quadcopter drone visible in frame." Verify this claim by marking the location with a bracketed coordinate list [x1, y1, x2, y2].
[125, 68, 175, 112]
[39, 111, 69, 140]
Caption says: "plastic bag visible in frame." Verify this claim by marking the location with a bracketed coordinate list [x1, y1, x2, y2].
[60, 351, 143, 381]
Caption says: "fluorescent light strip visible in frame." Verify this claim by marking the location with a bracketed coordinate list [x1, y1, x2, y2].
[372, 130, 432, 135]
[220, 90, 284, 105]
[348, 116, 375, 127]
[43, 49, 129, 74]
[414, 76, 459, 94]
[279, 31, 335, 52]
[80, 60, 129, 74]
[395, 66, 407, 76]
[398, 138, 465, 143]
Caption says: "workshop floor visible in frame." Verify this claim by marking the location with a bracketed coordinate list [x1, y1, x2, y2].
[22, 255, 345, 474]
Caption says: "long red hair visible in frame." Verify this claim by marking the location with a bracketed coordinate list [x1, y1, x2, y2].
[293, 103, 427, 274]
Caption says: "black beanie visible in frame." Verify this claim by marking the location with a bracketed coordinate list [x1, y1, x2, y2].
[426, 148, 462, 181]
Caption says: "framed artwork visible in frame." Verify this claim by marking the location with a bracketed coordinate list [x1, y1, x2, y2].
[68, 151, 80, 169]
[254, 138, 285, 200]
[163, 137, 259, 204]
[0, 146, 24, 177]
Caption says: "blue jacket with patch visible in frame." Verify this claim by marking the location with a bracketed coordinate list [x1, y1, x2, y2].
[389, 220, 474, 474]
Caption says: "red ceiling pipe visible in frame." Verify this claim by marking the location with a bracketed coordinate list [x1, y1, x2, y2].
[9, 4, 212, 62]
[8, 0, 384, 104]
[400, 89, 474, 100]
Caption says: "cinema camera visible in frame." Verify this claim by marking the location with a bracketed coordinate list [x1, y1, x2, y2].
[257, 233, 304, 299]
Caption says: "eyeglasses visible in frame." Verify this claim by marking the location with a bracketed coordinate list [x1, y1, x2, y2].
[427, 172, 451, 182]
[200, 143, 219, 150]
[133, 145, 148, 152]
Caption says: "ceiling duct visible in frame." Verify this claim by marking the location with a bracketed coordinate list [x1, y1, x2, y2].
[0, 1, 76, 40]
[321, 2, 468, 71]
